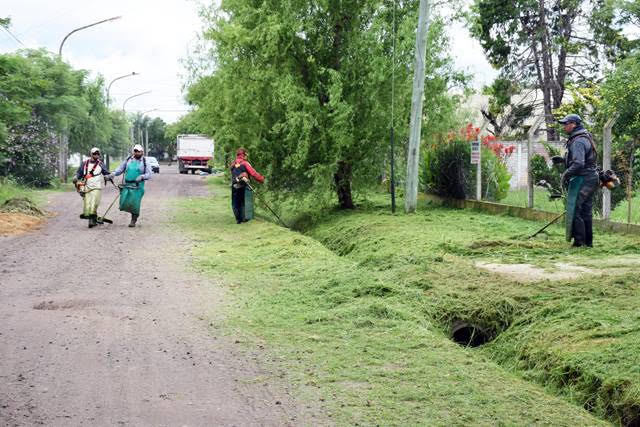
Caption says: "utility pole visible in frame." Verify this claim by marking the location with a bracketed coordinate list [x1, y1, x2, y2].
[404, 0, 431, 213]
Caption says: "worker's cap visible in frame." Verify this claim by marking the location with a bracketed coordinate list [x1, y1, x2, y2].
[558, 114, 582, 125]
[90, 147, 100, 154]
[132, 144, 144, 152]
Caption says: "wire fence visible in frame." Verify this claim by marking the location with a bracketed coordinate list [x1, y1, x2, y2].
[470, 119, 640, 226]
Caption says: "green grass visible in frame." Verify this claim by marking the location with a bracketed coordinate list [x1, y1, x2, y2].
[501, 188, 565, 213]
[305, 202, 640, 425]
[610, 194, 640, 224]
[502, 188, 640, 224]
[173, 177, 632, 425]
[0, 177, 71, 210]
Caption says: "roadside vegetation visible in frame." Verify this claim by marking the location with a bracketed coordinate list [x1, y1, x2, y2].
[176, 177, 640, 425]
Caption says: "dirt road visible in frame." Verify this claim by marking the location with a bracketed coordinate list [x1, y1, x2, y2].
[0, 165, 301, 426]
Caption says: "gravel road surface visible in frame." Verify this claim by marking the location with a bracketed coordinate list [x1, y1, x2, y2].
[0, 165, 304, 426]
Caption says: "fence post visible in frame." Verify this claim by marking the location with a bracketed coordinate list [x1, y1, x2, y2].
[602, 115, 617, 220]
[476, 133, 482, 201]
[527, 116, 545, 209]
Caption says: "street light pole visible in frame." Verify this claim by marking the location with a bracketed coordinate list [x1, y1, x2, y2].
[141, 109, 158, 154]
[122, 91, 152, 111]
[58, 16, 122, 56]
[106, 72, 138, 106]
[123, 92, 151, 157]
[56, 15, 122, 183]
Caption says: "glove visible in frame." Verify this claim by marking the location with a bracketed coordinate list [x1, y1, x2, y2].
[72, 177, 78, 184]
[135, 175, 144, 182]
[551, 156, 564, 165]
[561, 172, 570, 186]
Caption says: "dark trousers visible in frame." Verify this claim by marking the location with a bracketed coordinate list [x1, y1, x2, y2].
[572, 173, 598, 246]
[231, 186, 245, 223]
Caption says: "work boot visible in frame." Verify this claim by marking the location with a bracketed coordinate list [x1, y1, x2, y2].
[128, 214, 138, 228]
[88, 215, 97, 228]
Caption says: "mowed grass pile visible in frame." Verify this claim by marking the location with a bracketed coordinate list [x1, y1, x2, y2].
[0, 176, 68, 207]
[175, 177, 603, 425]
[307, 202, 640, 425]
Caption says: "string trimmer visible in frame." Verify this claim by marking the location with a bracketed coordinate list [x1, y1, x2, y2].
[528, 180, 565, 239]
[96, 179, 119, 224]
[244, 181, 289, 228]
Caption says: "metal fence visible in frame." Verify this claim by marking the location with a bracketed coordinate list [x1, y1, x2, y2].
[472, 116, 640, 226]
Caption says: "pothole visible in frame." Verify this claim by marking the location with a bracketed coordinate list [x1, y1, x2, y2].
[450, 321, 492, 347]
[33, 299, 94, 311]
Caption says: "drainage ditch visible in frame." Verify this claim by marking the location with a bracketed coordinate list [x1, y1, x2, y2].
[450, 321, 493, 347]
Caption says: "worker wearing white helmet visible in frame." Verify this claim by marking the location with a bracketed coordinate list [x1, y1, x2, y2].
[73, 147, 112, 228]
[109, 144, 152, 227]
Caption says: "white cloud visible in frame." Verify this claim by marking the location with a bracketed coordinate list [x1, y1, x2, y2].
[1, 0, 205, 123]
[2, 0, 498, 123]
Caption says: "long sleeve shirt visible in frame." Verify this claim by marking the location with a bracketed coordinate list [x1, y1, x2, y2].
[113, 156, 152, 181]
[564, 127, 597, 179]
[230, 155, 265, 183]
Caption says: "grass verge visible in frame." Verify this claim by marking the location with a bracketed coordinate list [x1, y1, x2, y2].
[306, 199, 640, 425]
[175, 177, 608, 425]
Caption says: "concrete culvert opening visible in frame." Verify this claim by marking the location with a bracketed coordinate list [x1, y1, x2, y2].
[451, 321, 492, 347]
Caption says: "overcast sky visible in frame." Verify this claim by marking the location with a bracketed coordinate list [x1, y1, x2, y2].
[1, 0, 497, 124]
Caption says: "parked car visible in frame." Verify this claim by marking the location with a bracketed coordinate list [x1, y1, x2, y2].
[147, 156, 160, 173]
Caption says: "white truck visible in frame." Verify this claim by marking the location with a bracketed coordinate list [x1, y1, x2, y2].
[176, 134, 214, 174]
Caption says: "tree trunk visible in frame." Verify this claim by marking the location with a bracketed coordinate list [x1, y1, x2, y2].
[334, 160, 354, 209]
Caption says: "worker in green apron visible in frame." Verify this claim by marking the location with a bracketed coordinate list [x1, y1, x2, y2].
[109, 144, 152, 227]
[559, 114, 599, 247]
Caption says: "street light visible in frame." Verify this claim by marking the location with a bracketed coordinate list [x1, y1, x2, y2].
[106, 72, 138, 106]
[58, 16, 122, 56]
[122, 90, 152, 111]
[123, 91, 152, 150]
[56, 15, 122, 182]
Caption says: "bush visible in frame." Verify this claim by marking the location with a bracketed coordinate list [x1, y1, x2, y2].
[423, 137, 470, 199]
[423, 125, 512, 201]
[1, 120, 58, 187]
[481, 147, 511, 201]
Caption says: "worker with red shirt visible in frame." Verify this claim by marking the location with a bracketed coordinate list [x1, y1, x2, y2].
[230, 148, 264, 224]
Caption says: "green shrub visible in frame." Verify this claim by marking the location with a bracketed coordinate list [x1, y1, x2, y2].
[423, 137, 470, 199]
[423, 136, 512, 201]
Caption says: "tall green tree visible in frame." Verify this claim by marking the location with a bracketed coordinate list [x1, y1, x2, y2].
[601, 53, 640, 219]
[188, 0, 465, 208]
[469, 0, 633, 141]
[0, 49, 122, 185]
[146, 117, 169, 157]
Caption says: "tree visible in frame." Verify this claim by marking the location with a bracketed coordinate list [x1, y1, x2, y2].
[469, 0, 632, 141]
[0, 49, 122, 185]
[601, 53, 640, 221]
[146, 117, 169, 157]
[481, 77, 534, 138]
[187, 0, 465, 209]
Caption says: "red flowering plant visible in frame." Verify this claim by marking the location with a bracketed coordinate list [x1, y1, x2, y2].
[424, 124, 514, 201]
[481, 133, 516, 164]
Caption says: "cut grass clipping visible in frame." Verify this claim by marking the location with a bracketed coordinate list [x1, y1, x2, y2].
[172, 177, 640, 425]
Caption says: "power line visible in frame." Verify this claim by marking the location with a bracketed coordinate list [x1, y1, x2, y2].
[2, 26, 25, 47]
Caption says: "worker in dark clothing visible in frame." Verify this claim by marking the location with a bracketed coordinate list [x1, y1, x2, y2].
[559, 114, 599, 247]
[230, 148, 264, 224]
